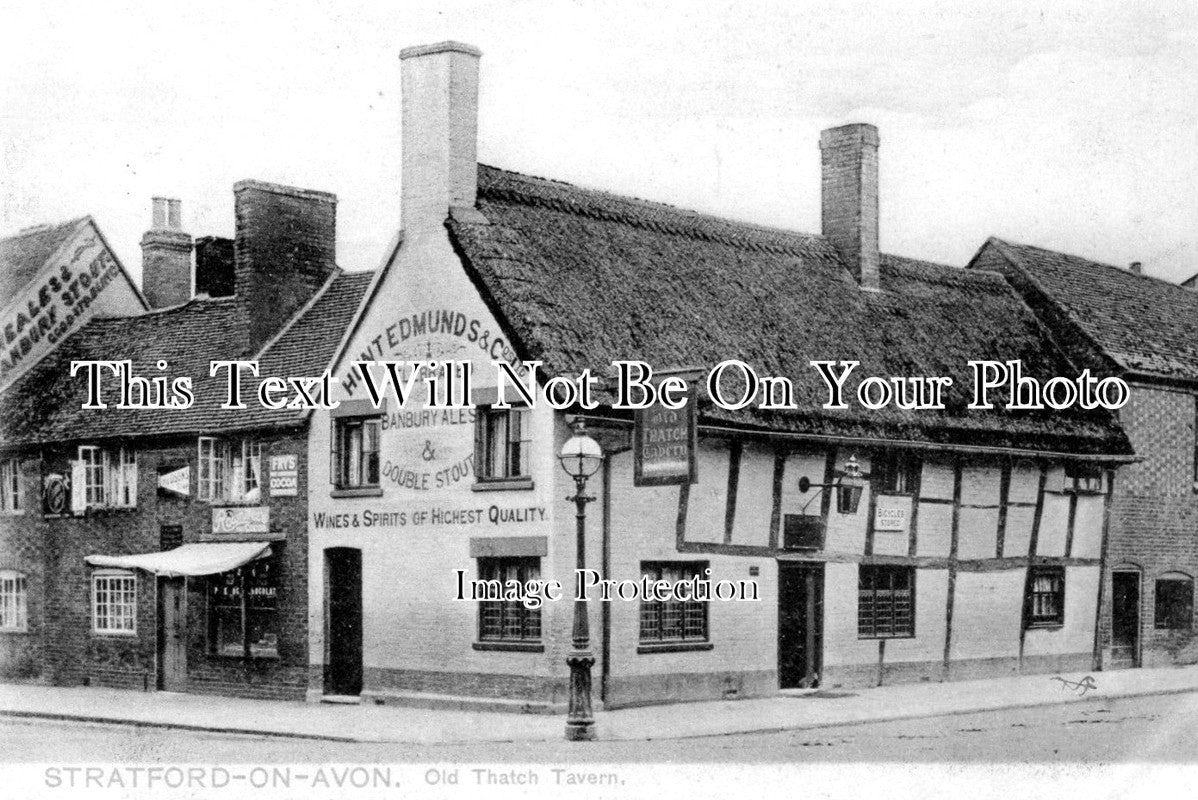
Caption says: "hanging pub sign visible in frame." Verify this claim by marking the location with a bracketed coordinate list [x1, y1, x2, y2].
[633, 368, 700, 487]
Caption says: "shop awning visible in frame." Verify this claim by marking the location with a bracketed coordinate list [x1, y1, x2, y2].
[85, 542, 272, 577]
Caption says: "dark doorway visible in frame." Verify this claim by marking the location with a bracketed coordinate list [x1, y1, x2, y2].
[1110, 571, 1140, 669]
[778, 561, 823, 688]
[157, 577, 187, 691]
[325, 548, 363, 696]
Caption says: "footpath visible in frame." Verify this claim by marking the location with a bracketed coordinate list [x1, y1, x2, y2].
[2, 664, 1197, 745]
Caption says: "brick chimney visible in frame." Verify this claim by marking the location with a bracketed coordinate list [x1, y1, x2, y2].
[233, 180, 337, 353]
[399, 41, 481, 233]
[820, 124, 880, 291]
[140, 197, 193, 308]
[194, 236, 235, 298]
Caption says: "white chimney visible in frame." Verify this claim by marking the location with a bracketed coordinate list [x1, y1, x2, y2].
[399, 41, 481, 233]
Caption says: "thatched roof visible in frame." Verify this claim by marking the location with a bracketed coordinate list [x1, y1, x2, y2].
[972, 237, 1198, 384]
[446, 165, 1131, 456]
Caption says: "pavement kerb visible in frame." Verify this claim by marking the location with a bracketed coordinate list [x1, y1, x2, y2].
[636, 683, 1198, 743]
[3, 680, 1198, 745]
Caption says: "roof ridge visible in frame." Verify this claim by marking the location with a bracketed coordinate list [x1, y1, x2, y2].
[476, 163, 833, 259]
[1, 215, 91, 243]
[996, 236, 1196, 295]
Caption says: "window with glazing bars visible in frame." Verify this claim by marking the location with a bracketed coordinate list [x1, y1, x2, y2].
[639, 562, 708, 643]
[475, 407, 531, 480]
[0, 571, 27, 630]
[92, 572, 137, 633]
[1025, 566, 1065, 627]
[858, 565, 914, 638]
[332, 418, 380, 489]
[477, 557, 541, 641]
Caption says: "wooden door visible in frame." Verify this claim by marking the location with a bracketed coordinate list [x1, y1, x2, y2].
[157, 577, 187, 691]
[778, 562, 823, 688]
[325, 548, 363, 696]
[1111, 571, 1140, 668]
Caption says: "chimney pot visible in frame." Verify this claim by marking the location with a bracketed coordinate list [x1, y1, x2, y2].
[820, 123, 881, 291]
[1129, 261, 1142, 275]
[141, 197, 192, 308]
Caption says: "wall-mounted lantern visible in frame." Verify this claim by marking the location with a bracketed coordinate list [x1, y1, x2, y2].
[798, 454, 869, 515]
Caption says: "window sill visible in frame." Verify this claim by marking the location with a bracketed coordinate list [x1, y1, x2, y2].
[858, 634, 916, 641]
[637, 641, 714, 654]
[330, 487, 384, 498]
[473, 641, 544, 653]
[208, 651, 281, 661]
[0, 509, 25, 516]
[1024, 622, 1064, 630]
[91, 630, 138, 638]
[0, 627, 30, 635]
[472, 478, 535, 492]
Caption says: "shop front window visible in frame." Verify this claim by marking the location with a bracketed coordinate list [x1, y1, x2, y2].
[208, 558, 279, 658]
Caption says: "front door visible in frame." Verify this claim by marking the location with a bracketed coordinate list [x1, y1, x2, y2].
[778, 562, 823, 688]
[325, 548, 363, 696]
[157, 577, 187, 691]
[1111, 571, 1140, 668]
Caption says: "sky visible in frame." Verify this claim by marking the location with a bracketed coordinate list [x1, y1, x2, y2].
[1, 0, 1195, 283]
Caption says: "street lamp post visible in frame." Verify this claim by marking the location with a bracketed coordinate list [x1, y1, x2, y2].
[558, 416, 603, 741]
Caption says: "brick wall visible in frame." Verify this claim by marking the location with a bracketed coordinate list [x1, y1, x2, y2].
[0, 429, 310, 699]
[233, 180, 337, 354]
[1103, 383, 1198, 666]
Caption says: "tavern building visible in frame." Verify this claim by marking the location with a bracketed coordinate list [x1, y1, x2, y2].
[304, 42, 1134, 710]
[0, 185, 370, 698]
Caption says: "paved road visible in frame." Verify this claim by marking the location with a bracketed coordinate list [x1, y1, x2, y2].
[1, 692, 1194, 763]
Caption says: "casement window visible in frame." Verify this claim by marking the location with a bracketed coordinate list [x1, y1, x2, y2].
[0, 571, 27, 631]
[1025, 566, 1065, 627]
[639, 561, 709, 645]
[858, 565, 914, 638]
[1064, 463, 1104, 495]
[0, 458, 20, 512]
[92, 571, 137, 634]
[1155, 575, 1194, 630]
[208, 558, 279, 658]
[477, 556, 542, 643]
[331, 417, 380, 490]
[198, 437, 262, 503]
[72, 446, 137, 511]
[475, 406, 531, 482]
[873, 451, 920, 494]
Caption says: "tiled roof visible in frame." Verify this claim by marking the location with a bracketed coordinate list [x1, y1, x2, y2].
[975, 238, 1198, 383]
[0, 217, 90, 299]
[445, 165, 1131, 456]
[0, 269, 373, 446]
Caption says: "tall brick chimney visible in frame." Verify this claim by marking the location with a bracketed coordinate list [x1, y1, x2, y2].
[820, 124, 880, 291]
[233, 180, 337, 353]
[399, 41, 481, 233]
[140, 197, 193, 308]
